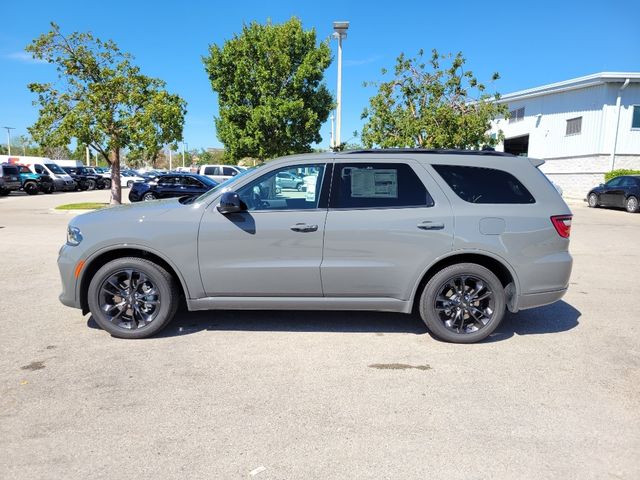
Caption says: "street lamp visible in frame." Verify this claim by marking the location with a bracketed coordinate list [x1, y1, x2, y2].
[332, 21, 349, 148]
[3, 126, 15, 155]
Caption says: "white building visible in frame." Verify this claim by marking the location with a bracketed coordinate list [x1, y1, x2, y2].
[490, 72, 640, 198]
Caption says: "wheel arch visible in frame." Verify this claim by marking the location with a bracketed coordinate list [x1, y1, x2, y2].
[409, 251, 519, 314]
[78, 246, 189, 315]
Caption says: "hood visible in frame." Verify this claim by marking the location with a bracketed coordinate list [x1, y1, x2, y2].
[72, 197, 182, 228]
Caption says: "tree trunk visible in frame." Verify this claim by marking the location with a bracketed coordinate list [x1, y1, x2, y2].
[110, 148, 122, 205]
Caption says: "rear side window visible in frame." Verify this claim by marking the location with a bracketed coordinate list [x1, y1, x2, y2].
[222, 167, 237, 176]
[331, 163, 434, 209]
[2, 165, 19, 176]
[433, 165, 535, 204]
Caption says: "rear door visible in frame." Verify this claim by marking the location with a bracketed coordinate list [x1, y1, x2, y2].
[321, 159, 454, 300]
[601, 177, 623, 206]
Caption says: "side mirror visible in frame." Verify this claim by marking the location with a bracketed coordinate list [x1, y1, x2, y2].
[217, 191, 245, 214]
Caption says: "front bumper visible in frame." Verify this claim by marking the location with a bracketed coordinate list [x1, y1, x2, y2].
[57, 244, 82, 309]
[54, 178, 76, 192]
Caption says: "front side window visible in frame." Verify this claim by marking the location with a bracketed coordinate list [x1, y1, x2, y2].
[222, 167, 237, 176]
[605, 177, 623, 187]
[237, 164, 326, 211]
[433, 165, 535, 204]
[330, 163, 433, 209]
[45, 163, 65, 174]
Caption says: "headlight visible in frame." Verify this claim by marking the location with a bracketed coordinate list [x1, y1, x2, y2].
[67, 226, 83, 246]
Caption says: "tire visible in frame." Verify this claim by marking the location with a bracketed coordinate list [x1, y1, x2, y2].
[142, 192, 157, 201]
[24, 182, 39, 195]
[87, 257, 179, 339]
[86, 179, 96, 190]
[0, 189, 9, 196]
[127, 180, 134, 188]
[419, 263, 506, 344]
[296, 183, 305, 192]
[588, 193, 599, 208]
[41, 184, 54, 194]
[103, 179, 111, 189]
[626, 196, 639, 213]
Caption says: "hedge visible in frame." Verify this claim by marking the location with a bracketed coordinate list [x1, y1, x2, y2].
[604, 169, 640, 182]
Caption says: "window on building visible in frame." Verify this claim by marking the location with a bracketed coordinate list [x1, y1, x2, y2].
[632, 105, 640, 129]
[566, 117, 582, 136]
[432, 165, 536, 204]
[508, 107, 525, 123]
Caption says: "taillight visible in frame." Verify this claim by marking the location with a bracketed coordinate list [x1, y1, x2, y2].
[551, 215, 572, 238]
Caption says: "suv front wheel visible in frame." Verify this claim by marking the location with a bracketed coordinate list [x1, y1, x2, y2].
[87, 257, 179, 339]
[419, 263, 506, 343]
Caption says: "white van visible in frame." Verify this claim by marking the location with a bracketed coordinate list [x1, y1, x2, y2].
[0, 156, 77, 192]
[198, 164, 244, 183]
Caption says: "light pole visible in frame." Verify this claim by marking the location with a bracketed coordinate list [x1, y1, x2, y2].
[332, 21, 349, 149]
[182, 142, 188, 168]
[330, 112, 335, 149]
[3, 126, 15, 155]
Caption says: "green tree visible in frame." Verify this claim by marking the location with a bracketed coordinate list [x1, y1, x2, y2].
[203, 17, 333, 162]
[361, 50, 508, 149]
[26, 22, 186, 204]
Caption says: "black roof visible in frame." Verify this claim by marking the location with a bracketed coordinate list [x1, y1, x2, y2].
[341, 148, 516, 157]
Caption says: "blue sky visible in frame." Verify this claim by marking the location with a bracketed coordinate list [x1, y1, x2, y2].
[1, 0, 639, 151]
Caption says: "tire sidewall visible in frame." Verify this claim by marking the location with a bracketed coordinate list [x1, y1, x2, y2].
[588, 193, 598, 207]
[626, 196, 639, 213]
[143, 192, 156, 201]
[419, 263, 506, 343]
[24, 182, 39, 195]
[87, 258, 176, 339]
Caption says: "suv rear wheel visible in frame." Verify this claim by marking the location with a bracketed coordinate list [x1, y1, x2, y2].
[626, 196, 639, 213]
[419, 263, 506, 343]
[87, 257, 179, 339]
[24, 181, 39, 195]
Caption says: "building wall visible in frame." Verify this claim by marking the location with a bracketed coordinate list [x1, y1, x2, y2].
[490, 82, 640, 198]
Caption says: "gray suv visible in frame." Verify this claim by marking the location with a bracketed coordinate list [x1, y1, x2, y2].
[58, 149, 573, 343]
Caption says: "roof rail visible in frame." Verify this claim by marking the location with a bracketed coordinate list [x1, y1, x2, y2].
[341, 148, 516, 157]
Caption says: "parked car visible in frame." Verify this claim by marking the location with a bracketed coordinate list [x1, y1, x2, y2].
[198, 164, 244, 183]
[24, 161, 76, 191]
[129, 173, 218, 202]
[16, 164, 54, 195]
[275, 171, 305, 191]
[60, 167, 91, 191]
[587, 175, 640, 213]
[119, 170, 146, 188]
[0, 163, 22, 196]
[58, 149, 573, 343]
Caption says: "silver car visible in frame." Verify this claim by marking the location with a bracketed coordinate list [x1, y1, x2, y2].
[58, 149, 573, 343]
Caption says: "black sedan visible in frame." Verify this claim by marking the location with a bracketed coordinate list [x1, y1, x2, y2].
[129, 173, 218, 202]
[587, 175, 640, 213]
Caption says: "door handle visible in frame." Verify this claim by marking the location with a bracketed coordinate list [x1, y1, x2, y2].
[290, 223, 318, 233]
[417, 221, 445, 230]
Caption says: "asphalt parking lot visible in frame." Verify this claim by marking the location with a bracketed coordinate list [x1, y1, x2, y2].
[0, 190, 638, 479]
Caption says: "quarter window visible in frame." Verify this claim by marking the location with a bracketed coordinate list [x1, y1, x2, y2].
[433, 165, 535, 204]
[237, 164, 326, 211]
[566, 117, 582, 136]
[330, 163, 434, 209]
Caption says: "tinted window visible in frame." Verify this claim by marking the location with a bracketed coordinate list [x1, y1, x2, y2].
[182, 176, 204, 187]
[331, 163, 433, 209]
[606, 177, 623, 187]
[222, 167, 237, 176]
[203, 167, 215, 175]
[619, 177, 636, 187]
[45, 163, 65, 174]
[34, 164, 45, 174]
[18, 166, 31, 173]
[158, 176, 177, 185]
[433, 165, 535, 204]
[2, 165, 19, 176]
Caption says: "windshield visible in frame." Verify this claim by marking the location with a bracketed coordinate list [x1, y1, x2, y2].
[191, 165, 262, 204]
[45, 163, 66, 174]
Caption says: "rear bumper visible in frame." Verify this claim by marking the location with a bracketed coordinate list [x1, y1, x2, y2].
[516, 288, 567, 311]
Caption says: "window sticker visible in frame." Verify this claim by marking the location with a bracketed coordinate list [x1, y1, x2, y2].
[350, 168, 398, 198]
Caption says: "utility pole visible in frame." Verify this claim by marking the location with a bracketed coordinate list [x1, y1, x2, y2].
[330, 112, 335, 149]
[332, 21, 349, 148]
[3, 126, 15, 155]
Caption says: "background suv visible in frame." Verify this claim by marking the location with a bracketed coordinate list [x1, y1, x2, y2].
[0, 163, 21, 195]
[58, 149, 573, 343]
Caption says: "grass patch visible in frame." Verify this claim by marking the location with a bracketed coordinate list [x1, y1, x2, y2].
[55, 202, 109, 210]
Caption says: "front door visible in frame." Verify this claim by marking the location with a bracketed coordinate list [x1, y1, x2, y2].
[198, 163, 329, 297]
[321, 160, 454, 300]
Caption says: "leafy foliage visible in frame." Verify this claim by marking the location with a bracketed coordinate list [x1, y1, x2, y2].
[26, 22, 186, 203]
[203, 17, 333, 162]
[604, 169, 640, 182]
[361, 50, 507, 149]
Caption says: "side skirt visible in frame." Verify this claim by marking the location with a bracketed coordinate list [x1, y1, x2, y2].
[186, 296, 412, 314]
